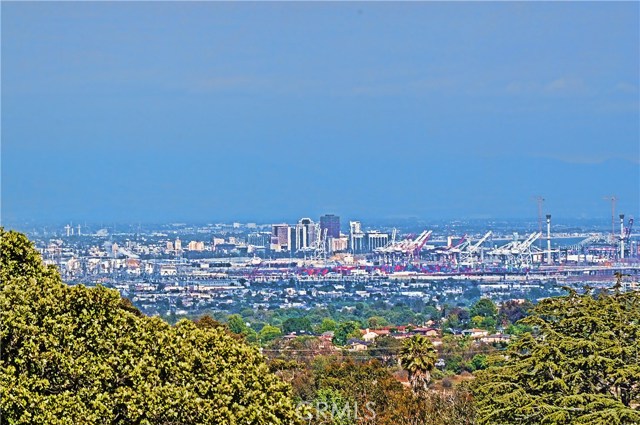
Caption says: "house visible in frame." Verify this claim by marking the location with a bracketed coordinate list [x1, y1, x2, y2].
[371, 329, 390, 337]
[462, 328, 489, 338]
[361, 329, 379, 342]
[320, 331, 334, 341]
[346, 338, 369, 351]
[412, 327, 439, 337]
[480, 333, 511, 344]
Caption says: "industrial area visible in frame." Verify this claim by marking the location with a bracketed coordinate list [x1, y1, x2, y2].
[15, 199, 637, 319]
[33, 207, 639, 286]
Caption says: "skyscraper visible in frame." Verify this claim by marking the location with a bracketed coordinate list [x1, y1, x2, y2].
[294, 218, 316, 251]
[349, 221, 365, 253]
[271, 224, 291, 252]
[320, 214, 340, 239]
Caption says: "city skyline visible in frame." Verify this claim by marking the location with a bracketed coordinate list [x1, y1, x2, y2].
[2, 2, 639, 223]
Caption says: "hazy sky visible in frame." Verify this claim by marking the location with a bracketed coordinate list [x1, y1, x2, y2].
[2, 2, 639, 223]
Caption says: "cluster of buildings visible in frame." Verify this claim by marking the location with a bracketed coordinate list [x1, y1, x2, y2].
[142, 214, 394, 258]
[268, 214, 389, 255]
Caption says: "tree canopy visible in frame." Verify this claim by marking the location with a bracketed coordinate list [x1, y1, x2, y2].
[0, 229, 300, 424]
[470, 298, 497, 319]
[472, 285, 640, 425]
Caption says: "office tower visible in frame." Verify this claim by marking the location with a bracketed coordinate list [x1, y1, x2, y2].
[271, 224, 291, 252]
[247, 232, 270, 247]
[349, 221, 365, 253]
[320, 214, 340, 239]
[294, 218, 316, 251]
[365, 231, 389, 251]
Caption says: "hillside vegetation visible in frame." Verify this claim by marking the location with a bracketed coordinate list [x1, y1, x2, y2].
[472, 279, 640, 424]
[0, 229, 300, 424]
[2, 228, 639, 425]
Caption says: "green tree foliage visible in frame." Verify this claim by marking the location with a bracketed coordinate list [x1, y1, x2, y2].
[332, 322, 361, 346]
[440, 335, 494, 374]
[316, 318, 337, 334]
[367, 316, 388, 329]
[469, 354, 488, 372]
[423, 305, 441, 321]
[400, 335, 438, 394]
[227, 313, 247, 334]
[450, 306, 471, 322]
[259, 325, 283, 343]
[0, 229, 300, 424]
[470, 298, 497, 319]
[472, 286, 640, 425]
[443, 313, 462, 331]
[504, 323, 533, 336]
[292, 355, 476, 425]
[225, 313, 258, 342]
[282, 317, 313, 335]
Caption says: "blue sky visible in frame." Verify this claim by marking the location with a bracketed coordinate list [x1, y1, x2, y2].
[2, 2, 638, 223]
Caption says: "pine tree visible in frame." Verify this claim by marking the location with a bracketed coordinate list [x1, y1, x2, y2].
[472, 280, 640, 425]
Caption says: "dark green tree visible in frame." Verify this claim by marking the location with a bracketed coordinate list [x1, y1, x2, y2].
[282, 317, 312, 334]
[472, 285, 640, 425]
[332, 322, 360, 346]
[227, 313, 247, 334]
[470, 298, 497, 319]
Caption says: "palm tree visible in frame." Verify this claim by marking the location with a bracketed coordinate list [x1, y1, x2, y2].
[400, 335, 438, 394]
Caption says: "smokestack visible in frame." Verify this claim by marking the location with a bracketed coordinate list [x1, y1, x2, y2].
[546, 214, 552, 265]
[620, 214, 625, 259]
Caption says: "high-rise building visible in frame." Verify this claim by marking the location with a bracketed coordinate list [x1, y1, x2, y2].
[247, 232, 270, 247]
[328, 236, 349, 253]
[271, 224, 291, 252]
[365, 231, 389, 251]
[188, 241, 205, 251]
[349, 221, 365, 253]
[294, 218, 317, 251]
[320, 214, 340, 239]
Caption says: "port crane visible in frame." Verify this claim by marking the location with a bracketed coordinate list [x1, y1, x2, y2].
[459, 231, 492, 266]
[623, 218, 634, 242]
[488, 232, 542, 268]
[620, 217, 634, 259]
[374, 230, 433, 262]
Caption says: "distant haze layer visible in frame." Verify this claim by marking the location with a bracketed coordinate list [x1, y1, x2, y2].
[2, 2, 638, 222]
